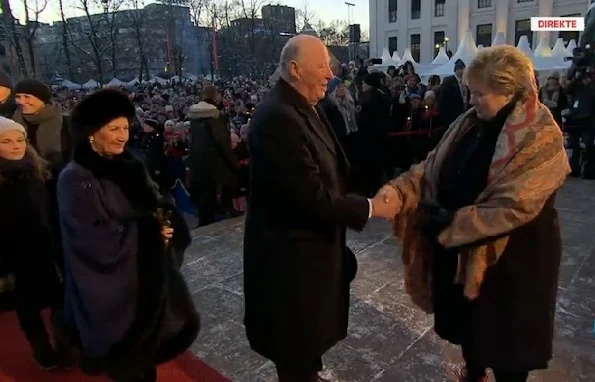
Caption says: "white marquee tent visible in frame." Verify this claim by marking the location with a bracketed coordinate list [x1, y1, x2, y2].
[399, 48, 418, 67]
[492, 32, 506, 46]
[127, 77, 140, 86]
[428, 30, 478, 76]
[61, 80, 81, 89]
[381, 47, 398, 66]
[552, 38, 570, 58]
[82, 79, 100, 89]
[431, 46, 450, 65]
[391, 51, 401, 64]
[516, 36, 533, 56]
[532, 36, 571, 71]
[105, 77, 126, 87]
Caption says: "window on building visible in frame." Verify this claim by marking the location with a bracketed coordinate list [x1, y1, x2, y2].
[478, 0, 492, 8]
[515, 19, 533, 48]
[389, 36, 398, 55]
[435, 0, 445, 17]
[559, 14, 581, 44]
[517, 0, 533, 3]
[411, 0, 421, 20]
[476, 23, 492, 47]
[411, 34, 421, 61]
[388, 0, 397, 23]
[434, 31, 445, 57]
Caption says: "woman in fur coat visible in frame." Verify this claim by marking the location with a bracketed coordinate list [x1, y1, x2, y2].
[0, 116, 62, 369]
[54, 89, 200, 382]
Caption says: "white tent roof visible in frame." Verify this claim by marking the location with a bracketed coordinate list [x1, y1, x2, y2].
[516, 35, 532, 56]
[381, 47, 397, 66]
[82, 79, 99, 89]
[533, 37, 552, 57]
[431, 46, 450, 65]
[61, 80, 81, 89]
[105, 77, 126, 87]
[552, 38, 570, 58]
[566, 39, 577, 56]
[148, 76, 168, 85]
[492, 32, 506, 46]
[127, 77, 140, 86]
[399, 48, 419, 67]
[429, 30, 478, 76]
[391, 51, 401, 63]
[170, 75, 180, 81]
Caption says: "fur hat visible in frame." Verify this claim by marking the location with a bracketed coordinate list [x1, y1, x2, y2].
[70, 88, 135, 146]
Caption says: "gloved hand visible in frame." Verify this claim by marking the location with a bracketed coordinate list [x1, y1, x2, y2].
[418, 202, 455, 239]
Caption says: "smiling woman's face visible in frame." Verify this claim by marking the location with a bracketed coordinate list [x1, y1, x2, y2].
[90, 117, 130, 157]
[0, 130, 26, 160]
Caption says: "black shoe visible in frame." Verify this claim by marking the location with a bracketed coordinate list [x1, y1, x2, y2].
[32, 342, 59, 370]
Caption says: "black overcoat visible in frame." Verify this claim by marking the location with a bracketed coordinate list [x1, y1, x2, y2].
[243, 79, 370, 366]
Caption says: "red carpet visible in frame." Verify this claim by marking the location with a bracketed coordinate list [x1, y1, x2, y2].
[0, 310, 231, 382]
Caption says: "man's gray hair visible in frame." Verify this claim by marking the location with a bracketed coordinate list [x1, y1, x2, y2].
[279, 41, 300, 78]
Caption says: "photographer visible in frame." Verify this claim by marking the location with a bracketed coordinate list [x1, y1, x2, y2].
[564, 68, 595, 179]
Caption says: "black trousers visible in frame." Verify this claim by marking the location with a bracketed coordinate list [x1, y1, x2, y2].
[190, 180, 217, 227]
[275, 357, 322, 382]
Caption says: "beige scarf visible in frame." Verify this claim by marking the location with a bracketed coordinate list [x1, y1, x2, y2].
[388, 81, 570, 313]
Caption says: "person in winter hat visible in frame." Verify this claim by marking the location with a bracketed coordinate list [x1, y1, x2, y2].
[54, 88, 200, 381]
[12, 79, 67, 169]
[0, 115, 63, 370]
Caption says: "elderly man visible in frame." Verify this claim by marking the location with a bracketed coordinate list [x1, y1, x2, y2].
[243, 35, 397, 382]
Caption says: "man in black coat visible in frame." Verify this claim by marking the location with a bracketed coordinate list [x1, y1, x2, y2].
[244, 35, 398, 382]
[438, 59, 470, 129]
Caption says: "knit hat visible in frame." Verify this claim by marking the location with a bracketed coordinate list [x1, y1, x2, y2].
[0, 116, 26, 137]
[14, 79, 51, 103]
[0, 70, 12, 90]
[363, 72, 383, 89]
[70, 88, 136, 146]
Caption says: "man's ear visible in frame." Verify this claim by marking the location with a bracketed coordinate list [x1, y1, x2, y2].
[289, 61, 300, 79]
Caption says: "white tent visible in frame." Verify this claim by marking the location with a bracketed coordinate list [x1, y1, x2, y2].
[61, 80, 81, 89]
[552, 38, 570, 58]
[399, 48, 418, 67]
[492, 32, 507, 46]
[429, 30, 478, 76]
[533, 37, 552, 58]
[170, 75, 180, 82]
[105, 77, 126, 87]
[127, 77, 140, 86]
[566, 39, 577, 56]
[391, 50, 401, 64]
[148, 76, 168, 85]
[82, 79, 99, 89]
[431, 46, 450, 65]
[516, 35, 533, 56]
[381, 47, 397, 66]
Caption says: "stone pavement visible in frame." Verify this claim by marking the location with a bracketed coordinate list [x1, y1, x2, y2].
[185, 178, 595, 382]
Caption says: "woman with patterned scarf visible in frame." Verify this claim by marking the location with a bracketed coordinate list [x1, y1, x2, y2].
[379, 45, 570, 381]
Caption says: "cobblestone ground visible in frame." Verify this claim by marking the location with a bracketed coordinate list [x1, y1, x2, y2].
[185, 178, 595, 382]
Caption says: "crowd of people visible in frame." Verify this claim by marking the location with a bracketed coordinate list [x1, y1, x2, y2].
[0, 31, 588, 382]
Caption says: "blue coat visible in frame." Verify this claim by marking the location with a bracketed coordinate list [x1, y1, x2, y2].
[54, 147, 199, 381]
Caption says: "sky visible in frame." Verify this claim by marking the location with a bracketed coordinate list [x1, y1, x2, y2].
[10, 0, 369, 32]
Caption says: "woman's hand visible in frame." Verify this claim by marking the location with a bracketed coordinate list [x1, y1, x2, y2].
[162, 226, 174, 240]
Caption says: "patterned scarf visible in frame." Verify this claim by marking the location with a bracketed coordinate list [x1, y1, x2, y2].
[388, 75, 570, 313]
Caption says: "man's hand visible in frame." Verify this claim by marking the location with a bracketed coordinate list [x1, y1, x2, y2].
[371, 185, 401, 220]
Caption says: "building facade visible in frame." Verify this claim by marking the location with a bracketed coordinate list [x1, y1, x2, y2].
[369, 0, 589, 63]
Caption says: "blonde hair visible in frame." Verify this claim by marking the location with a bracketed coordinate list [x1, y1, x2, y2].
[464, 45, 537, 101]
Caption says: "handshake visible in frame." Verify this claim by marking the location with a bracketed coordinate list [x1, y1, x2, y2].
[369, 185, 402, 220]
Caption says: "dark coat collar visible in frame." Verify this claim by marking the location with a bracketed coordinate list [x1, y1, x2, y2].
[273, 78, 345, 160]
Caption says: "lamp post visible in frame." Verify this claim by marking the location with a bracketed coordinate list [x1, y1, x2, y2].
[345, 2, 355, 61]
[435, 43, 440, 57]
[444, 37, 449, 51]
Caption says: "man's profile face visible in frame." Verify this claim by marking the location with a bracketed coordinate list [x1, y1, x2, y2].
[292, 41, 333, 104]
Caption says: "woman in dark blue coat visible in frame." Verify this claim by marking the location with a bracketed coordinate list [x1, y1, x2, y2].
[54, 89, 200, 382]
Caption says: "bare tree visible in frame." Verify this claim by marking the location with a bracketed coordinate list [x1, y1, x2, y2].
[126, 0, 150, 80]
[0, 0, 28, 77]
[188, 0, 210, 26]
[22, 0, 48, 77]
[236, 0, 265, 74]
[68, 0, 123, 83]
[58, 0, 74, 79]
[295, 0, 316, 32]
[317, 20, 349, 46]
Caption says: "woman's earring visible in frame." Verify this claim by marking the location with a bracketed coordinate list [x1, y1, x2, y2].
[89, 137, 94, 143]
